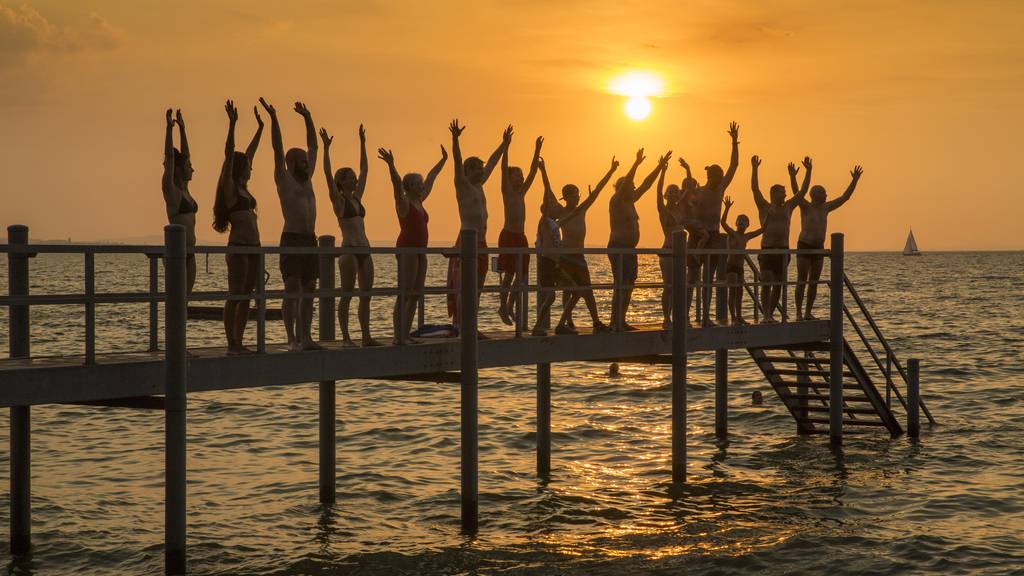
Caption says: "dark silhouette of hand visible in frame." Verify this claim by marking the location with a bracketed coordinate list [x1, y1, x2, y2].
[358, 124, 366, 144]
[802, 156, 812, 171]
[225, 100, 238, 123]
[319, 128, 333, 147]
[728, 121, 739, 143]
[377, 148, 394, 163]
[253, 106, 264, 128]
[851, 165, 863, 179]
[449, 119, 464, 137]
[751, 155, 762, 168]
[258, 97, 276, 116]
[293, 102, 311, 118]
[788, 162, 799, 177]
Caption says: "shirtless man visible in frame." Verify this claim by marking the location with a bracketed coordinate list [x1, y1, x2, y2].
[542, 156, 617, 333]
[751, 155, 810, 322]
[720, 196, 763, 324]
[447, 119, 508, 327]
[691, 122, 740, 325]
[794, 164, 863, 320]
[497, 132, 543, 325]
[608, 148, 671, 331]
[259, 97, 322, 351]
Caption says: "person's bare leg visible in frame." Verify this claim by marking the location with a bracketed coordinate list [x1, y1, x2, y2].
[713, 255, 728, 323]
[224, 300, 237, 351]
[701, 258, 715, 327]
[392, 254, 408, 345]
[359, 257, 380, 346]
[760, 270, 775, 322]
[338, 255, 357, 346]
[795, 255, 810, 321]
[660, 258, 672, 329]
[187, 255, 197, 295]
[686, 263, 700, 327]
[533, 289, 555, 336]
[498, 271, 513, 325]
[403, 254, 427, 342]
[283, 276, 301, 350]
[622, 286, 636, 330]
[805, 256, 825, 319]
[301, 279, 322, 350]
[556, 293, 581, 333]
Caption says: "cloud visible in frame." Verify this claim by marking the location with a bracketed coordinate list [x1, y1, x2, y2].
[0, 2, 120, 63]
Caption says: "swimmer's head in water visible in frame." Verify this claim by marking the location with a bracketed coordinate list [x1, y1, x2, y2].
[286, 148, 310, 181]
[232, 152, 250, 184]
[705, 164, 724, 188]
[736, 214, 750, 230]
[464, 156, 485, 185]
[334, 167, 358, 193]
[562, 184, 580, 207]
[810, 184, 827, 203]
[770, 184, 787, 205]
[173, 148, 193, 184]
[402, 173, 425, 198]
[507, 166, 524, 190]
[666, 184, 682, 205]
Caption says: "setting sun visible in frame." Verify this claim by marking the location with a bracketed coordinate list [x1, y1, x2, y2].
[610, 70, 664, 121]
[625, 96, 652, 120]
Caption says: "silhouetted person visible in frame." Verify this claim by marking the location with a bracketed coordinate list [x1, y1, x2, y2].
[532, 194, 576, 336]
[608, 148, 670, 331]
[320, 124, 379, 346]
[213, 100, 263, 354]
[691, 122, 739, 325]
[497, 133, 542, 326]
[447, 119, 508, 331]
[720, 196, 762, 325]
[794, 164, 863, 320]
[544, 156, 616, 333]
[751, 155, 809, 322]
[162, 108, 198, 293]
[379, 145, 447, 345]
[656, 163, 690, 329]
[675, 159, 710, 325]
[259, 97, 322, 351]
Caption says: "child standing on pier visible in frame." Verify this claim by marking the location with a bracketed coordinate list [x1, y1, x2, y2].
[720, 196, 762, 325]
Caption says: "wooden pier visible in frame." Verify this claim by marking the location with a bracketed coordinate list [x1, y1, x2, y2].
[1, 225, 932, 574]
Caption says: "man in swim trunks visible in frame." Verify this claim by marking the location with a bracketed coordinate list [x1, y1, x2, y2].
[751, 155, 809, 323]
[793, 163, 863, 320]
[260, 97, 323, 352]
[446, 119, 508, 329]
[497, 130, 542, 326]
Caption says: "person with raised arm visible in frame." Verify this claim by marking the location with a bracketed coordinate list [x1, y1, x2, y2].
[686, 122, 740, 326]
[751, 155, 809, 323]
[673, 158, 710, 325]
[379, 145, 447, 344]
[213, 100, 263, 354]
[532, 191, 577, 336]
[497, 133, 543, 326]
[720, 196, 763, 325]
[320, 124, 380, 347]
[607, 148, 671, 331]
[656, 161, 685, 330]
[794, 163, 863, 320]
[259, 97, 322, 351]
[162, 108, 198, 293]
[446, 119, 508, 331]
[538, 156, 614, 334]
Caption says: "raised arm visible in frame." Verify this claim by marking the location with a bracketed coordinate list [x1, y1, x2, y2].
[720, 196, 736, 235]
[622, 148, 645, 189]
[319, 128, 340, 206]
[295, 101, 317, 168]
[790, 156, 812, 207]
[422, 145, 448, 201]
[751, 155, 768, 212]
[483, 125, 512, 184]
[635, 151, 671, 200]
[175, 109, 190, 162]
[356, 124, 368, 199]
[720, 121, 740, 191]
[450, 119, 466, 186]
[828, 165, 863, 211]
[162, 108, 176, 193]
[220, 100, 239, 192]
[521, 136, 543, 195]
[259, 97, 285, 177]
[538, 157, 555, 206]
[500, 128, 511, 194]
[656, 161, 667, 213]
[245, 106, 264, 166]
[678, 157, 693, 182]
[586, 157, 619, 209]
[377, 147, 406, 215]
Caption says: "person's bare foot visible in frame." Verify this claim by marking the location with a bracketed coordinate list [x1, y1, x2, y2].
[592, 321, 609, 333]
[763, 317, 778, 324]
[498, 305, 513, 326]
[302, 340, 325, 351]
[288, 342, 303, 352]
[796, 311, 804, 322]
[362, 337, 382, 347]
[804, 313, 818, 321]
[555, 324, 577, 335]
[340, 339, 358, 348]
[227, 345, 252, 356]
[477, 331, 490, 340]
[531, 326, 546, 337]
[702, 319, 717, 327]
[735, 317, 748, 325]
[623, 323, 638, 332]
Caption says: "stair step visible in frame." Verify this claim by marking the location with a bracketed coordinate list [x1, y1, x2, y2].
[776, 381, 865, 391]
[779, 393, 872, 403]
[760, 356, 831, 364]
[800, 417, 889, 427]
[789, 406, 879, 415]
[767, 368, 856, 378]
[755, 342, 831, 352]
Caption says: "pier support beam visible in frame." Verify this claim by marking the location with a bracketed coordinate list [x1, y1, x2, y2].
[829, 233, 845, 446]
[536, 363, 551, 479]
[318, 236, 337, 504]
[164, 225, 188, 575]
[459, 230, 480, 534]
[714, 349, 728, 439]
[671, 231, 688, 482]
[907, 359, 920, 438]
[8, 225, 31, 556]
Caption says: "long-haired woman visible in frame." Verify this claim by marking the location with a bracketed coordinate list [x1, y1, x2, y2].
[162, 108, 198, 292]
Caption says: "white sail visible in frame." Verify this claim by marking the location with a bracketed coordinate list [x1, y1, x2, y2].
[903, 230, 920, 256]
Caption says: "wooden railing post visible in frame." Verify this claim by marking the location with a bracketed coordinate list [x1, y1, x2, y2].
[829, 233, 844, 446]
[149, 254, 160, 351]
[256, 252, 267, 354]
[671, 231, 688, 482]
[459, 229, 480, 533]
[8, 224, 31, 556]
[85, 252, 96, 365]
[318, 236, 337, 504]
[907, 359, 920, 438]
[163, 224, 188, 575]
[536, 245, 551, 479]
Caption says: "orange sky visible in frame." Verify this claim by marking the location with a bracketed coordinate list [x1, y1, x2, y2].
[1, 0, 1021, 250]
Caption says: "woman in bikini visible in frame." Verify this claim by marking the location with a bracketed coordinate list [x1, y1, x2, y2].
[213, 100, 263, 354]
[379, 145, 448, 344]
[162, 108, 198, 293]
[321, 125, 379, 347]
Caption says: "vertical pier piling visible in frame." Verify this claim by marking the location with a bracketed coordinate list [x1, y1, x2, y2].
[907, 359, 920, 438]
[671, 231, 688, 482]
[536, 246, 551, 479]
[459, 230, 480, 533]
[829, 233, 845, 446]
[318, 236, 337, 503]
[164, 225, 188, 575]
[715, 350, 728, 439]
[8, 225, 31, 556]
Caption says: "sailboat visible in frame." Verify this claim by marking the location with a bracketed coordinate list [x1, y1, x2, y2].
[903, 229, 921, 256]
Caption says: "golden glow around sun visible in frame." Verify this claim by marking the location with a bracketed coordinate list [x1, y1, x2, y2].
[609, 70, 664, 121]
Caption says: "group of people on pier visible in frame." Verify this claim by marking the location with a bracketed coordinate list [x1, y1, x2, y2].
[161, 100, 862, 353]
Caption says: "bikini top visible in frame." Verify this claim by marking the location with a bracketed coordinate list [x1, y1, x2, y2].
[177, 193, 198, 216]
[229, 191, 256, 214]
[340, 196, 366, 219]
